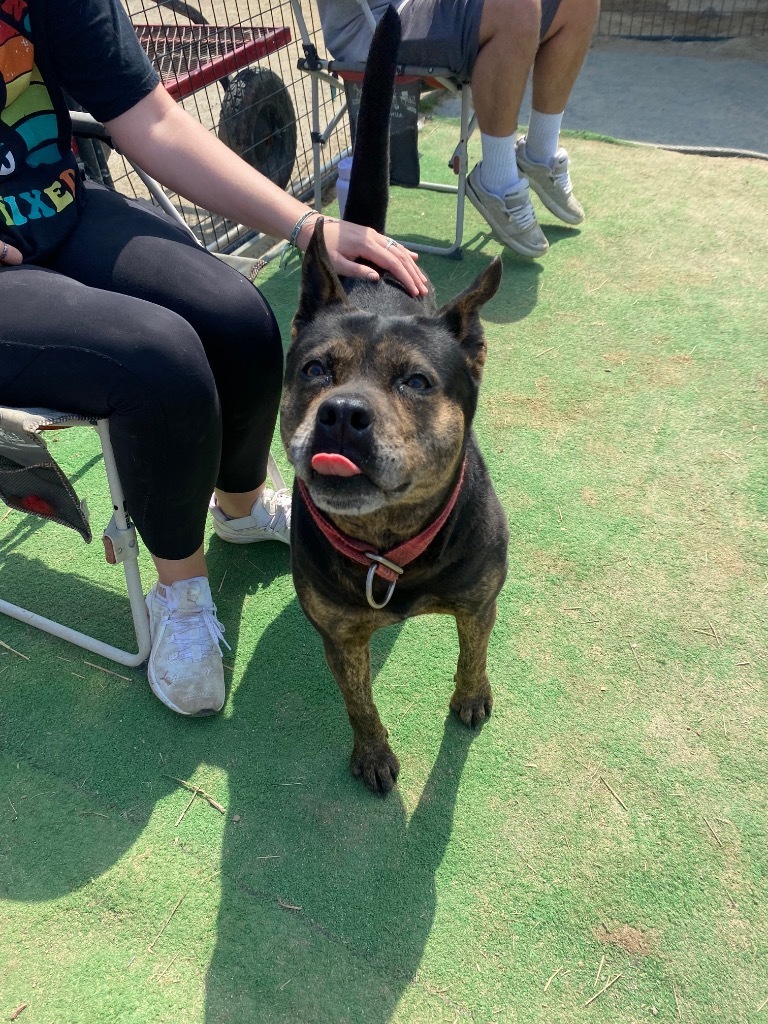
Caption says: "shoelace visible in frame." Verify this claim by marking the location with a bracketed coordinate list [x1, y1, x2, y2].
[552, 165, 574, 195]
[504, 191, 538, 231]
[165, 606, 231, 662]
[262, 487, 292, 527]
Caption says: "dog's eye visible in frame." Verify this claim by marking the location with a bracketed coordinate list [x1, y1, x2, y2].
[402, 373, 431, 391]
[301, 360, 328, 380]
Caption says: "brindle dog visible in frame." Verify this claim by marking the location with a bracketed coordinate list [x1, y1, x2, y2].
[280, 7, 508, 794]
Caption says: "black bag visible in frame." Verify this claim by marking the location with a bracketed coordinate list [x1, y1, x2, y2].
[343, 78, 421, 187]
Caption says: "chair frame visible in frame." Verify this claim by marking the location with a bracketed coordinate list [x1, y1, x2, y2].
[0, 115, 285, 667]
[0, 413, 151, 667]
[290, 0, 476, 258]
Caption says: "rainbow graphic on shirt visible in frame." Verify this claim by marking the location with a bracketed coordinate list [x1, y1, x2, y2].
[1, 0, 61, 174]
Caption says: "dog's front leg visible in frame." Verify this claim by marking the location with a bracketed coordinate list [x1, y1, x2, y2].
[323, 637, 400, 794]
[450, 603, 496, 728]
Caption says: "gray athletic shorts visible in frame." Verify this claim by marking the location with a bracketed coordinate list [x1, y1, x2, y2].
[397, 0, 563, 80]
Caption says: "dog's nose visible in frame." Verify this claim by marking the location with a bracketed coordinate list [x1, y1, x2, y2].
[316, 395, 373, 436]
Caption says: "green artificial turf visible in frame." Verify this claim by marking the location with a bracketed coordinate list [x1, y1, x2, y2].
[1, 122, 767, 1023]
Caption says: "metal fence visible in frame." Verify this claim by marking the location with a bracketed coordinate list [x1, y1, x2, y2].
[598, 0, 768, 41]
[103, 0, 350, 254]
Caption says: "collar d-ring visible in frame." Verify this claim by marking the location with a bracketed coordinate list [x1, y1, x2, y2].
[365, 553, 403, 609]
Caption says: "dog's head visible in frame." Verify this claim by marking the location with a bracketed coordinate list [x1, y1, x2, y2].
[280, 221, 502, 521]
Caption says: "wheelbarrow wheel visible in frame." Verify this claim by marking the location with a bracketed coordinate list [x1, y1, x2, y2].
[218, 67, 298, 191]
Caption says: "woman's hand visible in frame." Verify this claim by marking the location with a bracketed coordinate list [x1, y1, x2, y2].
[0, 242, 22, 266]
[302, 217, 429, 297]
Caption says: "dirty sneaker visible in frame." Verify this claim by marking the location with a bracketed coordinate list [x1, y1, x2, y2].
[209, 488, 291, 545]
[515, 137, 585, 225]
[466, 163, 549, 257]
[146, 577, 229, 716]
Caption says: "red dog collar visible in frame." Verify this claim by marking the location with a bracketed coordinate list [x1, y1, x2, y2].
[297, 460, 466, 609]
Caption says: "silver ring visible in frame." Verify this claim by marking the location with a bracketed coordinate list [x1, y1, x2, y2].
[0, 243, 8, 264]
[385, 238, 398, 250]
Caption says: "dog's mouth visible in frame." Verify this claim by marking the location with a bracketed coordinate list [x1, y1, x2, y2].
[302, 448, 409, 514]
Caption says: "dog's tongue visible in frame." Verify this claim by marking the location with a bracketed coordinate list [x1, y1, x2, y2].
[311, 452, 362, 477]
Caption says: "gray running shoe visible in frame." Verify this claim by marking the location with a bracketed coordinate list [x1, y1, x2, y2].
[466, 164, 549, 258]
[516, 137, 585, 225]
[146, 577, 228, 716]
[209, 487, 291, 545]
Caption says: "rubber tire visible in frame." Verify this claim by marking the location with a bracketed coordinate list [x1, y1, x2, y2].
[218, 67, 298, 191]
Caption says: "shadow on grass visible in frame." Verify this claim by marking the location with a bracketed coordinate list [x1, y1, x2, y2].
[205, 600, 476, 1023]
[1, 542, 479, 1023]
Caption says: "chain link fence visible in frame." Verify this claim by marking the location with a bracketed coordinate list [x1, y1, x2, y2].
[598, 0, 768, 41]
[93, 0, 350, 254]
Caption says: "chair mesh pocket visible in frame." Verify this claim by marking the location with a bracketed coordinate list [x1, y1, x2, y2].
[0, 437, 92, 542]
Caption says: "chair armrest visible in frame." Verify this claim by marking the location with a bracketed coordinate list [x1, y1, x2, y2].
[70, 111, 115, 150]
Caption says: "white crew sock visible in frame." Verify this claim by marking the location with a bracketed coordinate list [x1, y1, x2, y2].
[479, 131, 520, 196]
[525, 110, 564, 165]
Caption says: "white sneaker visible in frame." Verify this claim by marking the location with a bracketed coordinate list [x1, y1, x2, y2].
[209, 488, 291, 545]
[145, 577, 229, 716]
[515, 137, 585, 225]
[466, 163, 549, 257]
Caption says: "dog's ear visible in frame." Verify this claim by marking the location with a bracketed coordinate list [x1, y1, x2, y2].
[436, 257, 502, 378]
[292, 219, 350, 338]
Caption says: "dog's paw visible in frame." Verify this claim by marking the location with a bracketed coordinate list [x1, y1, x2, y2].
[350, 742, 401, 795]
[450, 690, 493, 729]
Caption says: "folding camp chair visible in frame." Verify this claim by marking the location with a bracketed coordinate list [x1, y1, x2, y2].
[0, 114, 285, 667]
[290, 0, 476, 257]
[0, 408, 152, 667]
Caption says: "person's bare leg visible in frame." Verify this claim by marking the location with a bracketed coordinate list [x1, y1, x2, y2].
[152, 546, 208, 586]
[471, 0, 541, 136]
[515, 0, 599, 223]
[531, 0, 600, 115]
[466, 0, 550, 256]
[213, 482, 265, 519]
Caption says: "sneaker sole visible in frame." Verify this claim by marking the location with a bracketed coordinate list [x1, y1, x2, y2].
[211, 526, 290, 545]
[147, 667, 222, 716]
[523, 173, 585, 226]
[466, 182, 549, 258]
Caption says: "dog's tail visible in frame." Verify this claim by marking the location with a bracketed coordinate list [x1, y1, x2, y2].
[341, 4, 400, 233]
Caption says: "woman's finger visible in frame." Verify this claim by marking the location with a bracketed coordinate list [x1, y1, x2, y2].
[0, 242, 23, 266]
[373, 237, 428, 295]
[329, 252, 380, 284]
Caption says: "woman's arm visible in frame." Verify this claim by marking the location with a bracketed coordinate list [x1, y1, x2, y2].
[105, 84, 428, 295]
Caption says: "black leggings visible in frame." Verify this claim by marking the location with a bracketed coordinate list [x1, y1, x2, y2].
[0, 185, 283, 560]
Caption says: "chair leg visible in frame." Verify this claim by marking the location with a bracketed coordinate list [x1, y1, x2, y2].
[311, 72, 325, 212]
[0, 420, 152, 667]
[401, 84, 473, 258]
[0, 595, 149, 667]
[94, 419, 152, 667]
[267, 452, 287, 491]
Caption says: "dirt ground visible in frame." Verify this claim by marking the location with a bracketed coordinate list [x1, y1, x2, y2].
[592, 33, 768, 62]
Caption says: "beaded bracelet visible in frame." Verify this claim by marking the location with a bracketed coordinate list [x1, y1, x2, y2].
[280, 209, 339, 271]
[288, 209, 322, 249]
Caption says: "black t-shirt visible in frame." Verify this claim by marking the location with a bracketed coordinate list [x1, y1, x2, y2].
[0, 0, 159, 259]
